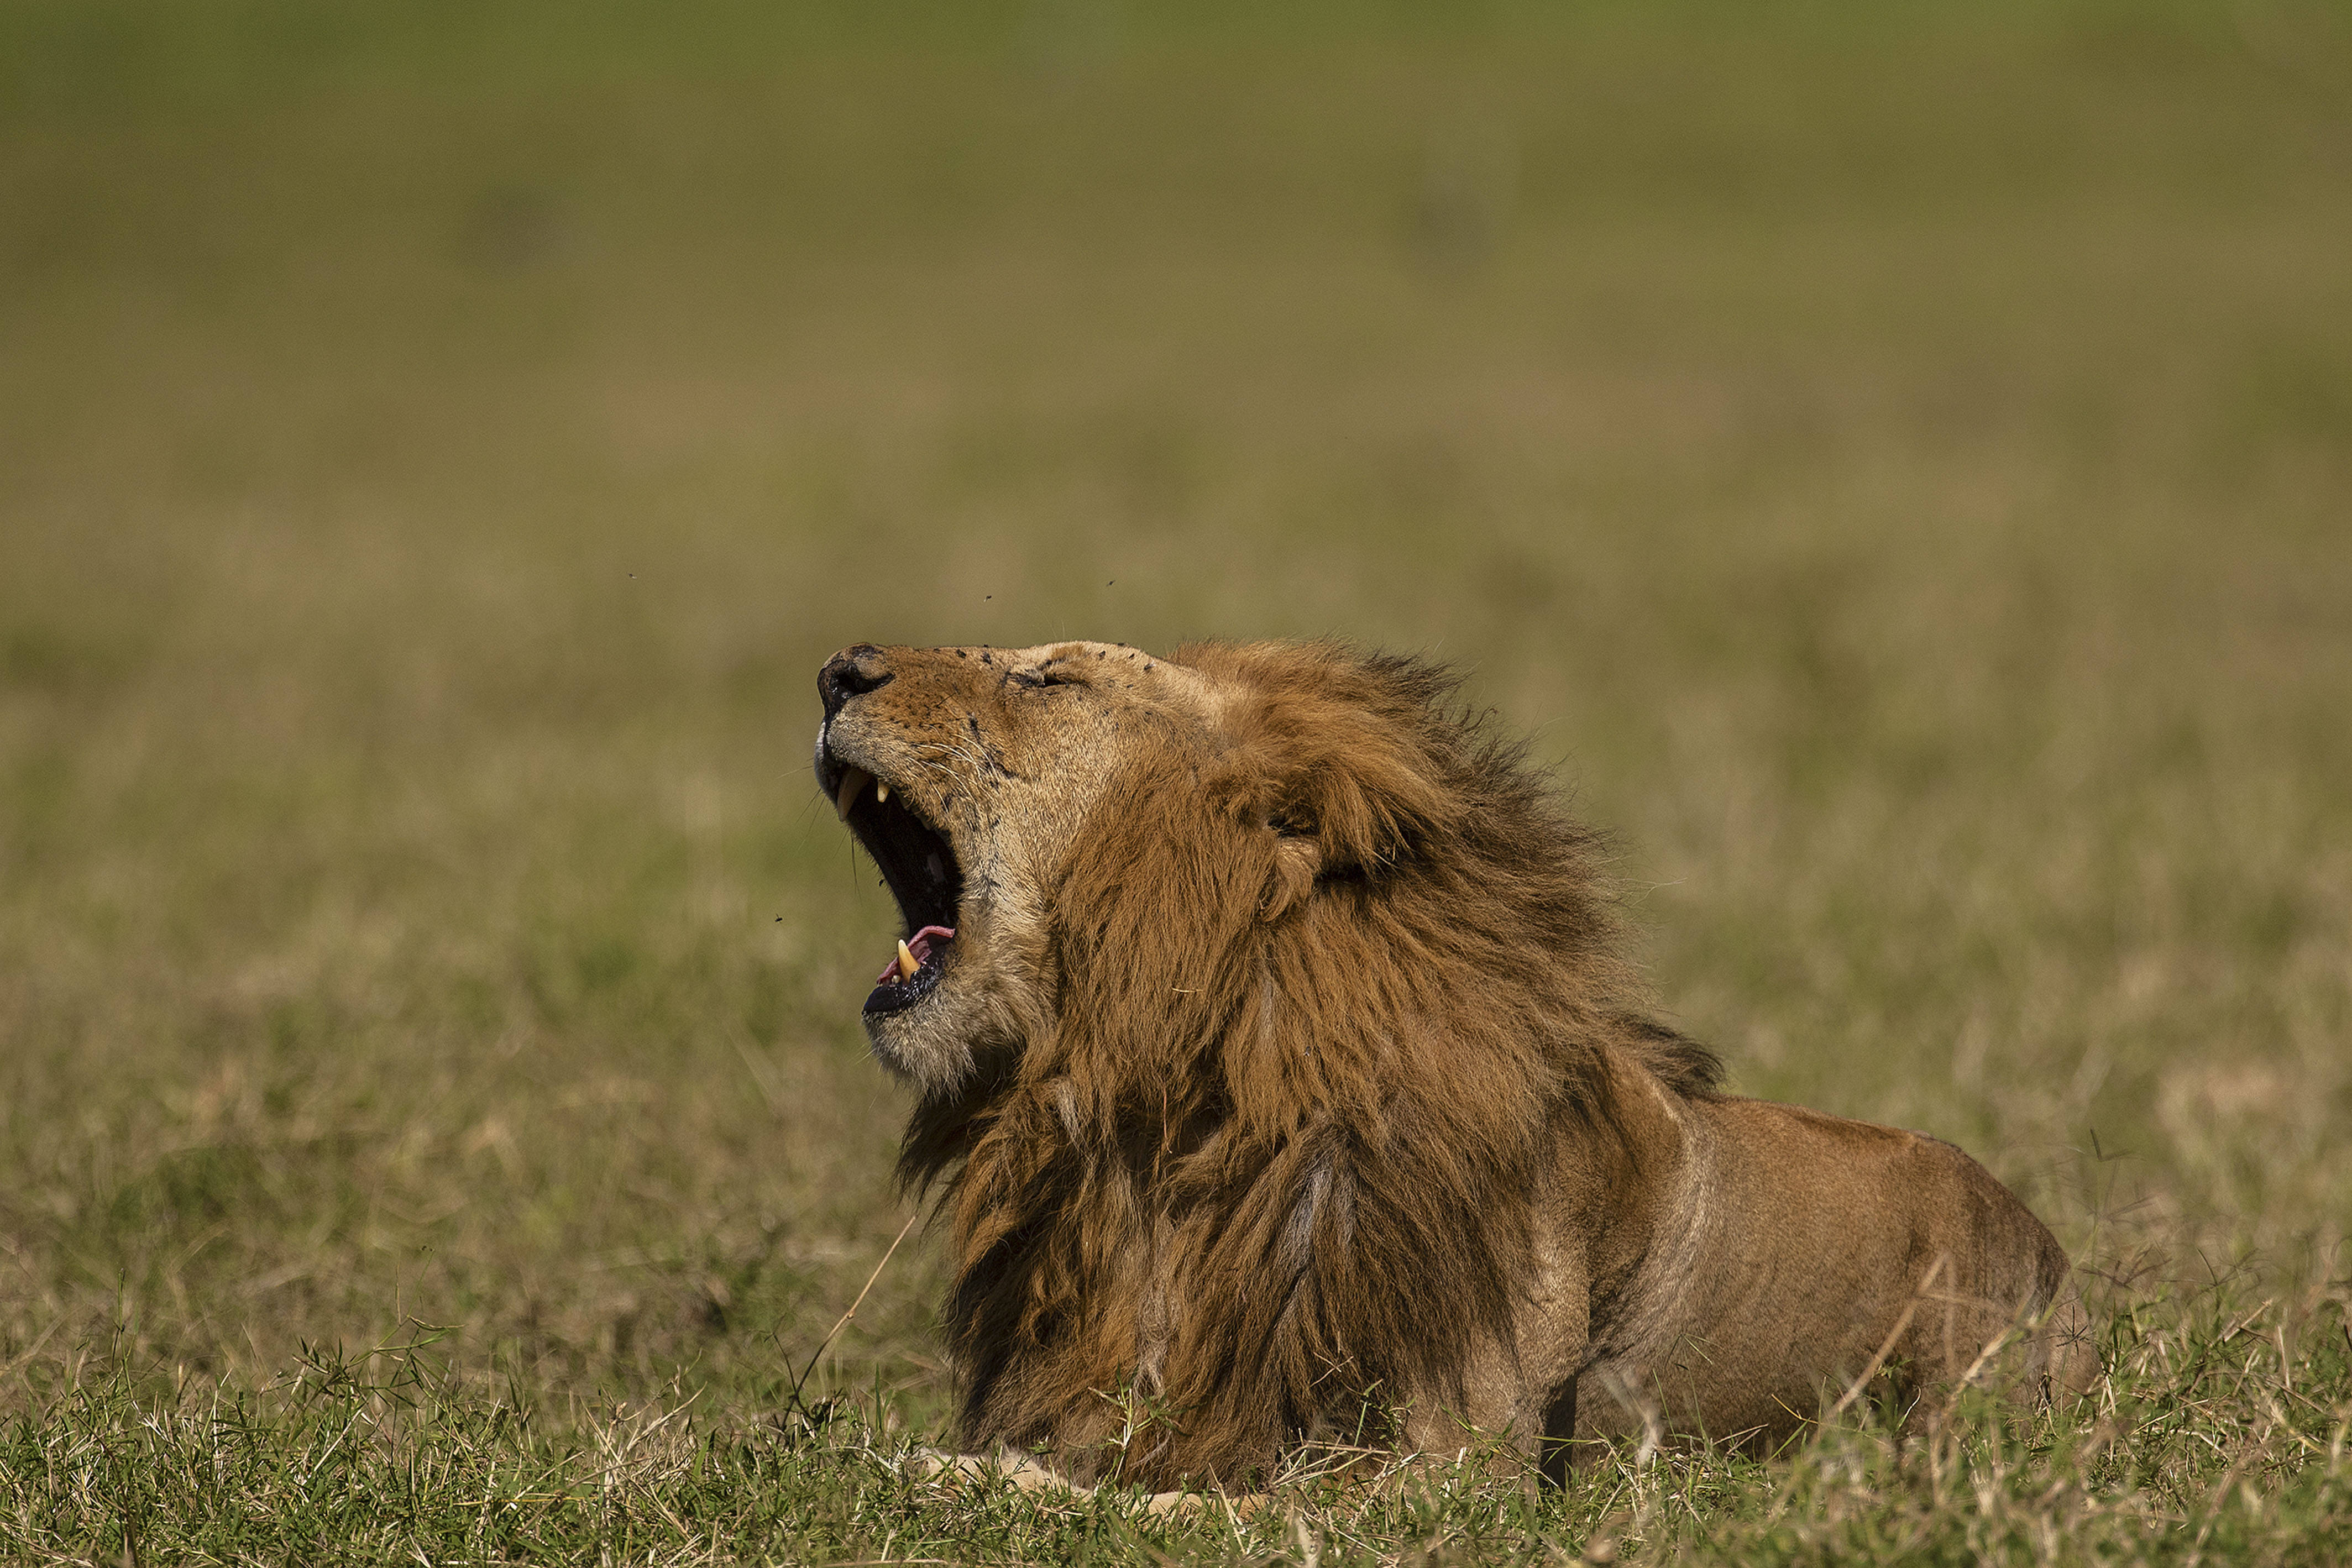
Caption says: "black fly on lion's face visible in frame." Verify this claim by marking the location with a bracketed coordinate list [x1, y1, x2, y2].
[1005, 662, 1081, 693]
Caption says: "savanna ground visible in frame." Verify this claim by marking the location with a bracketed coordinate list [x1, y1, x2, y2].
[3, 2, 2350, 1561]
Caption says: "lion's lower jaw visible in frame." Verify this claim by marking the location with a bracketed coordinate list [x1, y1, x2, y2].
[865, 978, 1036, 1095]
[864, 1009, 976, 1093]
[868, 918, 1057, 1093]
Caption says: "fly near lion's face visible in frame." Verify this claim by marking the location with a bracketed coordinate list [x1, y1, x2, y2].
[811, 638, 2094, 1499]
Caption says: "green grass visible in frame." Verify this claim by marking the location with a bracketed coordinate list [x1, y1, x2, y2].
[3, 1, 2350, 1560]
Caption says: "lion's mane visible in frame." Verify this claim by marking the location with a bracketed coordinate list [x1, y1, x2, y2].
[897, 642, 1720, 1487]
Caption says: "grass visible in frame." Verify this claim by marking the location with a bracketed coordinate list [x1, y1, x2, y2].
[2, 0, 2349, 1560]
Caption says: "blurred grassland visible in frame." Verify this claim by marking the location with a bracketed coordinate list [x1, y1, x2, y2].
[3, 0, 2351, 1559]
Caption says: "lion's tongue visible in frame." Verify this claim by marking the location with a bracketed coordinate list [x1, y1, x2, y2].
[876, 925, 956, 985]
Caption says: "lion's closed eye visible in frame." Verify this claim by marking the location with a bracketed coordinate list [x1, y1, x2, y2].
[1007, 666, 1081, 691]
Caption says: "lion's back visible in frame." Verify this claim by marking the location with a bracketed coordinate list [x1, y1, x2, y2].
[1617, 1097, 2092, 1436]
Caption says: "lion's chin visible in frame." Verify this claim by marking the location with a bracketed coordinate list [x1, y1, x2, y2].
[860, 950, 1041, 1097]
[862, 988, 980, 1094]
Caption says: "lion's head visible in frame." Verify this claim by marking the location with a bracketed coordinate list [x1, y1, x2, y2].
[814, 639, 1720, 1483]
[813, 640, 1233, 1094]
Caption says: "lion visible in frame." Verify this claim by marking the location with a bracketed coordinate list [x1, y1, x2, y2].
[811, 638, 2095, 1494]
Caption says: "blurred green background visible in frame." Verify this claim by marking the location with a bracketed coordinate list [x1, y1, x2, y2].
[2, 0, 2348, 1418]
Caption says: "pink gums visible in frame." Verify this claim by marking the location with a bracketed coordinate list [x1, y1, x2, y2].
[876, 925, 957, 984]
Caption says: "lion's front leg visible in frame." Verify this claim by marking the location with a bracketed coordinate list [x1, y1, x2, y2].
[903, 1445, 1260, 1515]
[1393, 1297, 1591, 1488]
[904, 1444, 1065, 1491]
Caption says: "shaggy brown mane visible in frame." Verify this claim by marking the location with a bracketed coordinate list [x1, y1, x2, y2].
[897, 642, 1719, 1487]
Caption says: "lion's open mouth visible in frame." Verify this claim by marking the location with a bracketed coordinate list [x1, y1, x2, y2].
[827, 761, 964, 1015]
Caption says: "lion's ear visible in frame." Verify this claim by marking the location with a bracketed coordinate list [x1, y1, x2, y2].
[1260, 834, 1322, 921]
[1279, 726, 1454, 870]
[1195, 641, 1465, 881]
[1237, 703, 1457, 877]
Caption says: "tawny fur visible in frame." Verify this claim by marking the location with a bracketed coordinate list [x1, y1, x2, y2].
[815, 639, 2096, 1491]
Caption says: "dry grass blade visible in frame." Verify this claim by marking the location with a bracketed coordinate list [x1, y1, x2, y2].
[1830, 1254, 1947, 1418]
[789, 1207, 924, 1413]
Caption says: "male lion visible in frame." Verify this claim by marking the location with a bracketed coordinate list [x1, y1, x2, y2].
[813, 638, 2093, 1492]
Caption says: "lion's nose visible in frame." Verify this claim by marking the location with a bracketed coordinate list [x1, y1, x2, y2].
[819, 645, 894, 719]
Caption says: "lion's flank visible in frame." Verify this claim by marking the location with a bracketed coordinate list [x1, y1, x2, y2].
[898, 641, 1720, 1488]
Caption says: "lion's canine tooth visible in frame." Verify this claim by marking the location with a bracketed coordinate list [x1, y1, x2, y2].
[876, 780, 889, 804]
[895, 938, 919, 982]
[834, 767, 872, 822]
